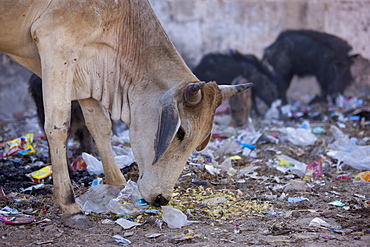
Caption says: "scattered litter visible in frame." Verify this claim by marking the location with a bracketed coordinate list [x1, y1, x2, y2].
[3, 133, 36, 157]
[27, 165, 52, 183]
[0, 215, 36, 225]
[328, 200, 346, 207]
[191, 179, 207, 186]
[319, 233, 337, 240]
[144, 209, 160, 214]
[275, 155, 307, 177]
[172, 233, 201, 242]
[327, 125, 370, 170]
[71, 156, 86, 172]
[305, 161, 322, 178]
[145, 233, 162, 238]
[83, 152, 104, 175]
[202, 196, 227, 206]
[333, 228, 355, 234]
[239, 143, 257, 150]
[76, 184, 122, 214]
[115, 218, 142, 229]
[265, 99, 282, 120]
[262, 210, 281, 216]
[76, 180, 148, 216]
[0, 92, 369, 245]
[309, 217, 332, 228]
[112, 235, 131, 246]
[205, 164, 221, 176]
[101, 219, 115, 224]
[312, 126, 327, 134]
[334, 174, 352, 181]
[279, 121, 317, 146]
[284, 180, 309, 192]
[353, 194, 366, 199]
[0, 206, 20, 215]
[353, 171, 370, 183]
[161, 206, 199, 229]
[288, 197, 310, 203]
[21, 184, 45, 192]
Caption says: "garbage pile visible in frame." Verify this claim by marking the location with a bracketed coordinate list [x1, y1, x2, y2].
[0, 94, 370, 244]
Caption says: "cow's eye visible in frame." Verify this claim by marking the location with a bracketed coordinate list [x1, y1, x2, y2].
[176, 126, 185, 141]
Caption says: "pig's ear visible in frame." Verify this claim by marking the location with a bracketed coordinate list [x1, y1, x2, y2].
[152, 103, 180, 165]
[196, 133, 211, 151]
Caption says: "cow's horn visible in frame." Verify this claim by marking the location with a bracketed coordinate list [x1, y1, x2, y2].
[185, 81, 206, 105]
[219, 83, 253, 100]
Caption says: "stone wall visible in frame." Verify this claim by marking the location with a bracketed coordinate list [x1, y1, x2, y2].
[150, 0, 370, 68]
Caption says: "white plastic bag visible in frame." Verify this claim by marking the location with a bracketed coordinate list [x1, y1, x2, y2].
[327, 125, 370, 170]
[162, 206, 198, 228]
[83, 152, 104, 175]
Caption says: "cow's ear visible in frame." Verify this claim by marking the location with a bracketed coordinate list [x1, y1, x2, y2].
[152, 103, 180, 165]
[196, 133, 211, 151]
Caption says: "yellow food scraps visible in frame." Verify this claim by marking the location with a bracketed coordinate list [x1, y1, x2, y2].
[169, 186, 273, 219]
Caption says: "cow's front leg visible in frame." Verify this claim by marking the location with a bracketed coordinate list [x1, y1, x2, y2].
[79, 98, 126, 185]
[43, 94, 92, 229]
[37, 51, 91, 228]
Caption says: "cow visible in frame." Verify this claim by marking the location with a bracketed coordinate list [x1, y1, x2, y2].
[263, 29, 354, 104]
[28, 74, 94, 155]
[229, 76, 252, 127]
[0, 0, 251, 228]
[193, 51, 280, 115]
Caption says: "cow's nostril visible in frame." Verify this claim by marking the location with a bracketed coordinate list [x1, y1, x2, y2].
[152, 194, 169, 207]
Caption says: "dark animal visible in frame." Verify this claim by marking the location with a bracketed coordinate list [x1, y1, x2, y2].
[229, 76, 252, 127]
[193, 51, 279, 115]
[28, 74, 94, 154]
[263, 29, 354, 104]
[0, 0, 251, 228]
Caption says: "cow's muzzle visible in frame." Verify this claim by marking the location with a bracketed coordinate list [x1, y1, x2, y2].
[152, 194, 169, 207]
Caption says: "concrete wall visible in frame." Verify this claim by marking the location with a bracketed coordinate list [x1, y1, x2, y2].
[150, 0, 370, 68]
[0, 0, 369, 118]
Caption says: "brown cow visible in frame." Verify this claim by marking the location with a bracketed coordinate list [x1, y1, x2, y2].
[0, 0, 251, 228]
[229, 76, 253, 127]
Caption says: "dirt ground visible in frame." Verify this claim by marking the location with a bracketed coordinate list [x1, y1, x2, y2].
[1, 97, 370, 247]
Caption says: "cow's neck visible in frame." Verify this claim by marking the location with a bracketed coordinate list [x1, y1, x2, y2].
[119, 0, 196, 86]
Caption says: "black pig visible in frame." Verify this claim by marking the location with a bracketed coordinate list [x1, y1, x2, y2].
[263, 29, 354, 104]
[193, 51, 280, 115]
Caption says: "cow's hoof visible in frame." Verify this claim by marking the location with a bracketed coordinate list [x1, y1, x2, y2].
[62, 214, 93, 229]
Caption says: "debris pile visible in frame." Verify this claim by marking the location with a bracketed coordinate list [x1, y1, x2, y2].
[0, 95, 369, 245]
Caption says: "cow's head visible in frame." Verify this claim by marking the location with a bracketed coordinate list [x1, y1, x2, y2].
[229, 76, 252, 127]
[128, 81, 252, 206]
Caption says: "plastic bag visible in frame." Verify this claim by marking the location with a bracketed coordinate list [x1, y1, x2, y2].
[265, 99, 281, 120]
[3, 133, 36, 157]
[282, 121, 317, 146]
[83, 151, 136, 174]
[83, 152, 104, 175]
[353, 171, 370, 183]
[327, 125, 370, 170]
[106, 180, 148, 216]
[275, 154, 307, 177]
[27, 165, 53, 183]
[161, 206, 198, 228]
[76, 184, 122, 213]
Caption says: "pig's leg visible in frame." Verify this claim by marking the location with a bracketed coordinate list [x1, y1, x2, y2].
[78, 98, 126, 185]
